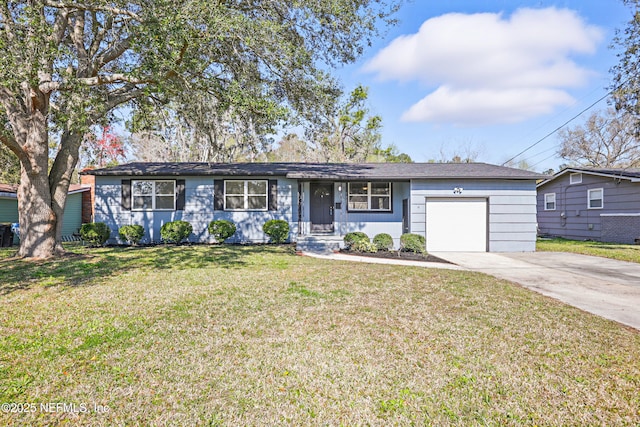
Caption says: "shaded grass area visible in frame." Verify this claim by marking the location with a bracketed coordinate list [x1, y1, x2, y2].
[0, 244, 639, 426]
[537, 237, 640, 263]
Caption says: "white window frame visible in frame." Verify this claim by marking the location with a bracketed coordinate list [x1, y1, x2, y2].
[224, 180, 268, 211]
[570, 173, 582, 184]
[347, 182, 392, 212]
[544, 193, 556, 211]
[131, 180, 176, 211]
[588, 188, 603, 209]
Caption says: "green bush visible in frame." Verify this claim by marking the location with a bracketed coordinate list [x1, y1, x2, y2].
[351, 239, 378, 253]
[263, 219, 290, 244]
[343, 232, 369, 249]
[118, 224, 145, 245]
[400, 233, 426, 253]
[208, 219, 236, 243]
[80, 222, 111, 246]
[373, 233, 394, 251]
[160, 220, 193, 243]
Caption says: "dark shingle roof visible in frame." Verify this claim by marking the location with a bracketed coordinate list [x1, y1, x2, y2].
[571, 167, 640, 179]
[538, 167, 640, 187]
[0, 183, 89, 195]
[82, 162, 545, 180]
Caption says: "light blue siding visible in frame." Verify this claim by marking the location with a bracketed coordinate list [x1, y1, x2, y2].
[299, 181, 409, 249]
[94, 176, 297, 244]
[93, 174, 538, 251]
[410, 179, 538, 252]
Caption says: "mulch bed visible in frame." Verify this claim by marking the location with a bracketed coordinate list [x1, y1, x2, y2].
[338, 249, 452, 264]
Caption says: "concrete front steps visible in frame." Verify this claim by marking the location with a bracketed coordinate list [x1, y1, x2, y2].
[296, 235, 344, 253]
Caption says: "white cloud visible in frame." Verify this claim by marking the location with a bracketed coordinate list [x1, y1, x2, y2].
[364, 7, 604, 126]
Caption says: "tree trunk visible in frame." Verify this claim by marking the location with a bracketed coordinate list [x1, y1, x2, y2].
[49, 130, 83, 245]
[15, 101, 65, 258]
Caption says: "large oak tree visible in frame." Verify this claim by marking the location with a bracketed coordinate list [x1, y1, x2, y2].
[0, 0, 398, 258]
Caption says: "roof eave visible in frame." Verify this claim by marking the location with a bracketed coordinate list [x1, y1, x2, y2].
[537, 168, 638, 187]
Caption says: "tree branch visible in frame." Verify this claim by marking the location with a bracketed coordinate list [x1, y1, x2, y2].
[49, 7, 69, 45]
[89, 86, 145, 122]
[39, 73, 154, 93]
[89, 14, 113, 59]
[70, 10, 90, 75]
[0, 1, 16, 43]
[95, 37, 131, 69]
[43, 1, 143, 22]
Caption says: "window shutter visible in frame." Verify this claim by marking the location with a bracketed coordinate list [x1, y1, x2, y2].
[121, 179, 131, 211]
[213, 180, 224, 210]
[268, 180, 278, 211]
[176, 180, 186, 210]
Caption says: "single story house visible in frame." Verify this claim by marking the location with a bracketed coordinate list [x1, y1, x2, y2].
[81, 162, 544, 252]
[0, 183, 92, 244]
[537, 167, 640, 244]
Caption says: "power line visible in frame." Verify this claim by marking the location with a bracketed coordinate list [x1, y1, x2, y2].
[501, 91, 612, 166]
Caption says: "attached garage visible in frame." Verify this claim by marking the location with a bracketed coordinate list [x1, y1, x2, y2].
[426, 198, 487, 252]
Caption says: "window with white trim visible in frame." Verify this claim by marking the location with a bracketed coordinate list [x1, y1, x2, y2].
[347, 182, 391, 211]
[544, 193, 556, 211]
[132, 180, 175, 210]
[570, 173, 582, 184]
[588, 188, 603, 209]
[224, 180, 268, 211]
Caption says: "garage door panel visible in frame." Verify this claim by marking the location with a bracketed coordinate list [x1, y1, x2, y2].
[426, 198, 487, 252]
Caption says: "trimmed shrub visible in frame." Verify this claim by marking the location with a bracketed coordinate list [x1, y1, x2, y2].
[263, 219, 290, 244]
[119, 224, 145, 245]
[160, 220, 193, 243]
[208, 219, 236, 243]
[400, 233, 426, 254]
[351, 239, 378, 253]
[343, 231, 369, 250]
[80, 222, 111, 246]
[373, 233, 394, 251]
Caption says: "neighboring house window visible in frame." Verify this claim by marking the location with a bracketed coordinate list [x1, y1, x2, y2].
[588, 188, 603, 209]
[347, 182, 391, 211]
[224, 180, 268, 211]
[132, 180, 175, 210]
[544, 193, 556, 211]
[570, 173, 582, 184]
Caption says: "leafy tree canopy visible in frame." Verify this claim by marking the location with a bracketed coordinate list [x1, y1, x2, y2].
[0, 0, 399, 258]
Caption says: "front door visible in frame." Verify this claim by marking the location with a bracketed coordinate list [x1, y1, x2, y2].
[310, 182, 334, 233]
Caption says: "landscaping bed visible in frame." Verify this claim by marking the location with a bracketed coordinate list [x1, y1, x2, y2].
[338, 248, 452, 264]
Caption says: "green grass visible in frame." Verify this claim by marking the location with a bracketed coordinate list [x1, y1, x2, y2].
[537, 237, 640, 263]
[1, 243, 639, 426]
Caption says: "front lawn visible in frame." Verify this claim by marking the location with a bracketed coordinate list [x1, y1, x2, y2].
[537, 237, 640, 263]
[1, 244, 639, 426]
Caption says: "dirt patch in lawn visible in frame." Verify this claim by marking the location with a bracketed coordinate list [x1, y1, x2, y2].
[339, 249, 452, 264]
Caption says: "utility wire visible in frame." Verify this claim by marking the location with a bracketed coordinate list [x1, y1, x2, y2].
[501, 91, 612, 166]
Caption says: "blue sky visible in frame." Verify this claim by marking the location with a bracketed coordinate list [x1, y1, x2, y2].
[334, 0, 632, 171]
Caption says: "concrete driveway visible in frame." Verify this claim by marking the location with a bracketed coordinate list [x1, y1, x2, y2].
[430, 251, 640, 331]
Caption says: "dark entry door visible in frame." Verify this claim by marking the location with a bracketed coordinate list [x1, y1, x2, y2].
[310, 182, 334, 233]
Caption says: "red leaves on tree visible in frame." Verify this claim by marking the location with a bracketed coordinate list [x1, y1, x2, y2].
[84, 126, 126, 167]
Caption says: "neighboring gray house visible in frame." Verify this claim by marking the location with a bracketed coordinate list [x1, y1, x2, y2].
[81, 162, 544, 252]
[537, 167, 640, 244]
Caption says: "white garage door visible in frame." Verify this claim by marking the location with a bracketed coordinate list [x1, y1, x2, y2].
[426, 198, 487, 252]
